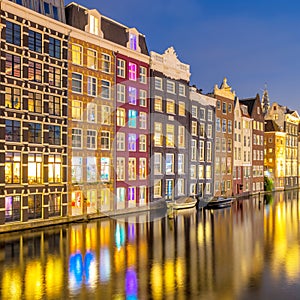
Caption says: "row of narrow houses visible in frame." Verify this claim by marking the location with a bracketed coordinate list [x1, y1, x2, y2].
[0, 0, 299, 227]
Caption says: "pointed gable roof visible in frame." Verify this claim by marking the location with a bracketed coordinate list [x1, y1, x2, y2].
[265, 119, 281, 132]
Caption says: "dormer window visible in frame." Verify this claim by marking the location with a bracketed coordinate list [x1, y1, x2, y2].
[90, 15, 99, 35]
[129, 33, 137, 51]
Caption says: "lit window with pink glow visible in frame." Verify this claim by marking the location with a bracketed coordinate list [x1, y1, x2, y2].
[129, 34, 137, 51]
[128, 62, 137, 81]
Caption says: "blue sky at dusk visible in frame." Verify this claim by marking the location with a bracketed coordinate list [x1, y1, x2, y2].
[66, 0, 300, 111]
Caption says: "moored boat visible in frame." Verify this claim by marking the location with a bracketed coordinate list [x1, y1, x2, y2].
[166, 197, 197, 210]
[205, 197, 234, 209]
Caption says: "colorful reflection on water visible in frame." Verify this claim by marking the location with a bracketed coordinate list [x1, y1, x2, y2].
[0, 191, 300, 299]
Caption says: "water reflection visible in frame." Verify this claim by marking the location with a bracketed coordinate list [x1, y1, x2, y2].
[0, 191, 300, 299]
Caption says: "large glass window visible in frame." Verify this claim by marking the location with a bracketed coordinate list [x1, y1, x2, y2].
[87, 157, 97, 182]
[166, 153, 174, 174]
[48, 154, 61, 183]
[5, 120, 21, 142]
[49, 66, 61, 87]
[89, 15, 99, 35]
[129, 33, 137, 50]
[5, 195, 21, 222]
[178, 154, 185, 174]
[87, 130, 97, 149]
[128, 110, 137, 128]
[28, 61, 42, 82]
[154, 153, 162, 174]
[128, 158, 136, 180]
[100, 157, 110, 181]
[166, 124, 174, 147]
[48, 125, 61, 145]
[139, 158, 147, 179]
[28, 91, 42, 113]
[100, 105, 111, 125]
[166, 99, 175, 114]
[117, 157, 125, 180]
[72, 128, 82, 148]
[49, 37, 61, 58]
[101, 80, 111, 99]
[100, 131, 110, 150]
[72, 73, 82, 93]
[5, 152, 21, 184]
[49, 193, 61, 217]
[178, 102, 185, 116]
[72, 44, 82, 65]
[72, 100, 83, 120]
[87, 49, 97, 69]
[28, 194, 42, 219]
[177, 179, 185, 196]
[128, 62, 137, 81]
[128, 87, 137, 105]
[28, 122, 42, 143]
[5, 87, 21, 109]
[128, 134, 137, 151]
[87, 76, 97, 96]
[154, 122, 163, 146]
[6, 54, 21, 77]
[28, 153, 42, 184]
[117, 84, 125, 103]
[72, 157, 83, 183]
[87, 102, 97, 123]
[49, 95, 61, 116]
[6, 21, 21, 46]
[117, 108, 126, 127]
[154, 96, 162, 111]
[28, 30, 42, 53]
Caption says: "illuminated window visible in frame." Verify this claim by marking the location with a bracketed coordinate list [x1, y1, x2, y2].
[117, 188, 126, 207]
[154, 180, 161, 198]
[199, 108, 205, 120]
[199, 140, 204, 161]
[190, 165, 196, 179]
[154, 153, 162, 174]
[100, 105, 111, 125]
[5, 152, 21, 184]
[28, 122, 42, 143]
[49, 66, 61, 88]
[117, 157, 125, 180]
[49, 37, 61, 59]
[128, 133, 137, 151]
[128, 110, 137, 128]
[128, 86, 137, 104]
[192, 106, 197, 118]
[102, 53, 111, 73]
[179, 84, 185, 96]
[128, 158, 136, 180]
[117, 132, 125, 151]
[72, 128, 82, 148]
[178, 126, 185, 148]
[87, 49, 97, 69]
[177, 179, 185, 196]
[166, 153, 174, 174]
[49, 193, 61, 217]
[87, 102, 97, 123]
[117, 84, 126, 102]
[206, 183, 211, 194]
[5, 195, 21, 222]
[5, 120, 21, 142]
[166, 80, 175, 94]
[191, 140, 197, 161]
[154, 77, 162, 90]
[72, 100, 83, 120]
[71, 73, 82, 94]
[6, 21, 21, 46]
[179, 102, 185, 116]
[139, 112, 147, 129]
[117, 108, 126, 126]
[89, 15, 99, 35]
[200, 123, 205, 137]
[28, 194, 42, 219]
[48, 154, 61, 183]
[128, 187, 136, 202]
[87, 76, 97, 96]
[72, 157, 82, 183]
[206, 124, 212, 139]
[5, 87, 21, 109]
[206, 165, 212, 179]
[87, 157, 97, 182]
[48, 125, 61, 145]
[207, 110, 213, 121]
[139, 186, 147, 205]
[72, 44, 82, 65]
[28, 153, 42, 184]
[87, 130, 97, 149]
[101, 80, 111, 99]
[207, 142, 212, 161]
[154, 122, 162, 146]
[28, 30, 42, 53]
[190, 184, 196, 195]
[28, 61, 42, 82]
[129, 33, 137, 50]
[198, 165, 204, 179]
[100, 131, 110, 150]
[166, 99, 175, 114]
[49, 95, 61, 116]
[139, 66, 147, 83]
[128, 62, 137, 81]
[178, 154, 184, 174]
[139, 134, 146, 152]
[192, 121, 197, 136]
[139, 158, 147, 179]
[117, 59, 125, 77]
[154, 96, 162, 111]
[139, 89, 147, 107]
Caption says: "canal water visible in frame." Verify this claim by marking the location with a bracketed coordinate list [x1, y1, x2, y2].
[0, 191, 300, 300]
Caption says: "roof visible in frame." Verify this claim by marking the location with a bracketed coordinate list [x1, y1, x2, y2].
[264, 119, 281, 132]
[240, 94, 260, 116]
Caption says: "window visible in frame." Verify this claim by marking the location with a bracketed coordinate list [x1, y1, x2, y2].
[139, 112, 147, 129]
[139, 66, 147, 83]
[72, 157, 83, 183]
[117, 84, 126, 103]
[190, 165, 196, 179]
[154, 180, 161, 198]
[139, 134, 147, 152]
[128, 187, 136, 202]
[28, 153, 42, 184]
[166, 80, 175, 93]
[178, 126, 185, 148]
[28, 30, 42, 53]
[216, 118, 221, 132]
[87, 103, 97, 123]
[192, 121, 197, 136]
[222, 102, 227, 114]
[5, 87, 21, 109]
[216, 100, 221, 110]
[192, 106, 197, 118]
[87, 157, 97, 182]
[49, 193, 61, 217]
[48, 125, 61, 145]
[200, 123, 205, 137]
[166, 124, 174, 147]
[216, 137, 220, 152]
[100, 131, 110, 150]
[117, 59, 125, 77]
[190, 184, 196, 195]
[178, 154, 184, 174]
[128, 158, 136, 180]
[154, 122, 163, 146]
[5, 195, 21, 222]
[228, 120, 232, 133]
[207, 124, 212, 138]
[177, 179, 185, 196]
[49, 95, 61, 116]
[6, 21, 21, 46]
[100, 105, 111, 125]
[128, 87, 137, 104]
[101, 80, 111, 99]
[178, 102, 185, 116]
[139, 158, 147, 179]
[49, 37, 61, 58]
[86, 49, 98, 70]
[222, 138, 226, 152]
[28, 122, 42, 143]
[89, 15, 99, 35]
[87, 130, 97, 149]
[191, 140, 197, 161]
[166, 99, 175, 114]
[165, 154, 174, 174]
[5, 152, 21, 184]
[155, 77, 163, 90]
[28, 61, 42, 82]
[228, 104, 232, 113]
[207, 142, 212, 161]
[28, 194, 42, 219]
[117, 108, 126, 126]
[5, 120, 21, 142]
[72, 100, 83, 120]
[72, 128, 82, 148]
[117, 132, 125, 151]
[128, 62, 137, 81]
[72, 73, 82, 93]
[207, 110, 213, 121]
[154, 153, 162, 174]
[44, 2, 50, 14]
[179, 84, 185, 96]
[102, 53, 111, 73]
[198, 165, 204, 179]
[139, 90, 147, 107]
[129, 33, 137, 50]
[139, 186, 147, 205]
[199, 140, 204, 161]
[128, 110, 137, 128]
[49, 66, 61, 87]
[87, 76, 97, 96]
[117, 157, 125, 180]
[154, 96, 162, 111]
[72, 44, 82, 65]
[222, 119, 226, 133]
[5, 54, 21, 77]
[128, 134, 137, 151]
[200, 108, 205, 120]
[48, 154, 61, 183]
[228, 139, 232, 152]
[206, 183, 211, 194]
